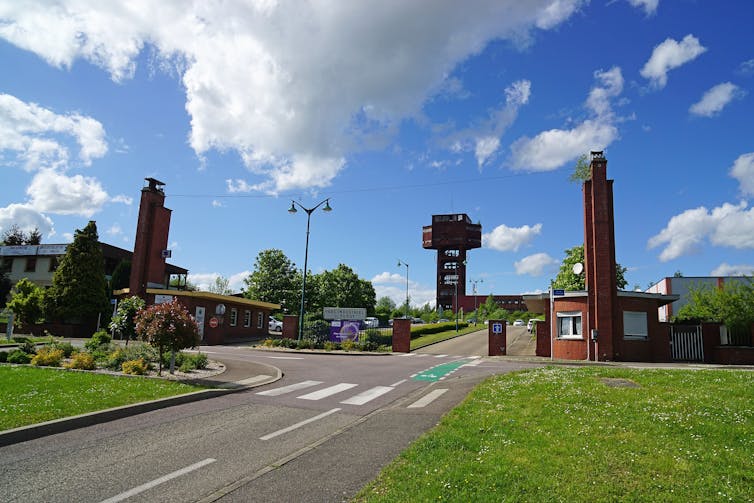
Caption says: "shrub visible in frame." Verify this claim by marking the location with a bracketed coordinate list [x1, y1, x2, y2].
[47, 340, 76, 358]
[341, 339, 355, 351]
[16, 341, 37, 355]
[0, 351, 7, 363]
[64, 352, 96, 370]
[323, 341, 339, 351]
[190, 352, 208, 370]
[278, 338, 297, 349]
[262, 339, 275, 347]
[122, 358, 148, 375]
[85, 330, 112, 351]
[12, 336, 30, 344]
[7, 350, 32, 364]
[31, 347, 64, 367]
[105, 349, 128, 370]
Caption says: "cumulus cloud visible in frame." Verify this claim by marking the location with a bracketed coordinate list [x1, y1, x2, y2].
[372, 271, 434, 308]
[689, 82, 745, 117]
[640, 34, 706, 89]
[514, 253, 558, 276]
[483, 223, 542, 252]
[189, 270, 250, 293]
[648, 201, 754, 261]
[111, 195, 133, 205]
[509, 67, 622, 171]
[0, 203, 54, 237]
[710, 263, 754, 277]
[738, 59, 754, 76]
[0, 1, 585, 193]
[627, 0, 658, 15]
[26, 169, 110, 217]
[0, 92, 107, 170]
[730, 152, 754, 196]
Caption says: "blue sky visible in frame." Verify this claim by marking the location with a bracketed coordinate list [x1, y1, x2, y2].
[1, 0, 753, 309]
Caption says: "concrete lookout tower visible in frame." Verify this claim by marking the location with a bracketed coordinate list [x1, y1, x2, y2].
[423, 214, 481, 312]
[129, 178, 172, 299]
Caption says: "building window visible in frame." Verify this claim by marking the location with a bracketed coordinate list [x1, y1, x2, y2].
[25, 257, 37, 272]
[48, 256, 59, 272]
[230, 308, 237, 327]
[257, 312, 264, 329]
[623, 311, 648, 338]
[1, 258, 12, 272]
[243, 310, 251, 328]
[557, 311, 582, 339]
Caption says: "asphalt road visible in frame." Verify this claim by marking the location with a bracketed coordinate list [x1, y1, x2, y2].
[415, 325, 535, 357]
[0, 342, 541, 502]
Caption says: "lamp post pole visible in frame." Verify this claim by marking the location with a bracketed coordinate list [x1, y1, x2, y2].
[454, 278, 459, 332]
[397, 260, 409, 320]
[470, 278, 483, 325]
[289, 198, 332, 341]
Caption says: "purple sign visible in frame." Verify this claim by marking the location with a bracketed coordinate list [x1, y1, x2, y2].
[329, 320, 361, 342]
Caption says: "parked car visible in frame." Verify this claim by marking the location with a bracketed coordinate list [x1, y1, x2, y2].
[364, 316, 379, 328]
[527, 319, 542, 332]
[412, 317, 425, 324]
[268, 316, 283, 331]
[513, 319, 525, 326]
[437, 318, 450, 323]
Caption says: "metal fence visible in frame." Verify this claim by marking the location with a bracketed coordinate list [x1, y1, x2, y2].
[670, 325, 704, 362]
[720, 325, 752, 346]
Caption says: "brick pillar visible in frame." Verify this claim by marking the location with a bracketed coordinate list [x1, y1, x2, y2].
[282, 315, 298, 340]
[488, 319, 506, 356]
[392, 319, 411, 353]
[584, 152, 618, 360]
[129, 178, 171, 299]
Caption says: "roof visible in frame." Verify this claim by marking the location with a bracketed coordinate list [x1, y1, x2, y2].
[522, 290, 679, 313]
[146, 288, 281, 310]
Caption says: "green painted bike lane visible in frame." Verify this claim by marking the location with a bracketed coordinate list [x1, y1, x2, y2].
[412, 359, 473, 382]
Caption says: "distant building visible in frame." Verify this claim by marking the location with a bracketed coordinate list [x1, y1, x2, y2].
[646, 276, 752, 322]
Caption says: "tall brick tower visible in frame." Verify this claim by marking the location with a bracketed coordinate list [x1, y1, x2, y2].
[129, 178, 172, 299]
[422, 214, 481, 312]
[583, 151, 618, 360]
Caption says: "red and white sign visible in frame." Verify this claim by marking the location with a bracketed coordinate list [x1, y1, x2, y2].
[208, 317, 219, 328]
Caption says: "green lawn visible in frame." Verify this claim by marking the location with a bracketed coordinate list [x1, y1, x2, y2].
[0, 366, 207, 431]
[410, 324, 484, 350]
[356, 367, 754, 502]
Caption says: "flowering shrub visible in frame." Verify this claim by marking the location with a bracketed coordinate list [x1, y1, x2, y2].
[134, 299, 199, 375]
[109, 295, 146, 345]
[64, 352, 96, 370]
[31, 347, 64, 367]
[122, 358, 148, 375]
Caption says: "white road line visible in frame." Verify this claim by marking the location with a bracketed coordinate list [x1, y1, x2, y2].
[256, 380, 322, 396]
[461, 360, 482, 367]
[297, 383, 358, 400]
[340, 386, 394, 405]
[99, 458, 216, 503]
[433, 354, 448, 358]
[407, 389, 448, 408]
[263, 356, 305, 360]
[469, 355, 481, 359]
[390, 379, 407, 387]
[399, 353, 416, 357]
[260, 408, 341, 441]
[234, 375, 273, 386]
[415, 354, 429, 358]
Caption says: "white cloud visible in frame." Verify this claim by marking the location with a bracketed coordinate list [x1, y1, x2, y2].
[640, 34, 706, 89]
[189, 270, 250, 293]
[689, 82, 745, 117]
[0, 93, 107, 170]
[211, 200, 224, 208]
[710, 263, 754, 277]
[730, 152, 754, 196]
[0, 203, 54, 237]
[0, 1, 585, 193]
[509, 68, 622, 171]
[474, 136, 501, 167]
[483, 223, 542, 252]
[514, 253, 558, 276]
[738, 59, 754, 76]
[111, 194, 133, 205]
[372, 272, 407, 284]
[106, 224, 122, 236]
[26, 169, 109, 217]
[648, 201, 754, 261]
[627, 0, 658, 16]
[371, 271, 434, 309]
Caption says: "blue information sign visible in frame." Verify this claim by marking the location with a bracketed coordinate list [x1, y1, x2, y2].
[553, 289, 565, 296]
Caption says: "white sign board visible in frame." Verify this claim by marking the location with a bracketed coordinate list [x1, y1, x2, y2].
[323, 307, 367, 320]
[195, 306, 205, 340]
[154, 294, 173, 304]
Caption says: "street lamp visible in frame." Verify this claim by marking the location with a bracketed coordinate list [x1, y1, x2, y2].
[288, 198, 332, 341]
[469, 278, 483, 325]
[397, 259, 409, 320]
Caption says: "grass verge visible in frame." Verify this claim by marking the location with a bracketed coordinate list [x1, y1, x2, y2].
[410, 325, 484, 350]
[356, 366, 754, 502]
[0, 366, 207, 431]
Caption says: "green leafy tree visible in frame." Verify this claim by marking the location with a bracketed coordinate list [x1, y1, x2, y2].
[551, 245, 627, 290]
[0, 260, 11, 309]
[569, 153, 591, 183]
[1, 224, 42, 245]
[134, 298, 199, 375]
[45, 221, 110, 325]
[244, 249, 300, 312]
[314, 264, 376, 314]
[109, 295, 146, 345]
[110, 260, 131, 291]
[7, 278, 45, 325]
[375, 296, 396, 321]
[675, 278, 754, 332]
[208, 275, 232, 295]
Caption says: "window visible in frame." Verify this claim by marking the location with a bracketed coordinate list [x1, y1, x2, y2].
[243, 310, 251, 328]
[1, 258, 12, 272]
[48, 256, 59, 272]
[230, 308, 237, 327]
[623, 311, 648, 338]
[557, 311, 582, 339]
[25, 257, 37, 272]
[257, 312, 264, 329]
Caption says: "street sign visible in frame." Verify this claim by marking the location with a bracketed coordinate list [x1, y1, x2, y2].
[492, 322, 503, 334]
[209, 317, 219, 328]
[323, 307, 366, 320]
[553, 289, 565, 296]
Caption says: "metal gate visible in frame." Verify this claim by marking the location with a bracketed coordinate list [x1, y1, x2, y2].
[670, 325, 703, 361]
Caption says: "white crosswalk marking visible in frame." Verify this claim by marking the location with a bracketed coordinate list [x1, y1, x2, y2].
[340, 386, 394, 405]
[256, 380, 322, 396]
[297, 383, 358, 400]
[408, 389, 448, 408]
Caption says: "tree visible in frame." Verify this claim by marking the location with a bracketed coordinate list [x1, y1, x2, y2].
[7, 278, 45, 325]
[208, 275, 232, 295]
[551, 245, 627, 290]
[314, 264, 376, 314]
[1, 224, 42, 245]
[675, 278, 754, 332]
[569, 153, 591, 183]
[0, 259, 11, 309]
[375, 296, 396, 321]
[110, 260, 131, 291]
[244, 249, 299, 312]
[134, 298, 199, 375]
[45, 221, 110, 325]
[109, 295, 145, 345]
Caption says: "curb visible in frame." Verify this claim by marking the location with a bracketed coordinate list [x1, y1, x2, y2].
[0, 361, 282, 447]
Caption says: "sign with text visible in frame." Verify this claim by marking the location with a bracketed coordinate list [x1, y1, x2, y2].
[329, 320, 361, 343]
[323, 307, 366, 321]
[154, 294, 174, 304]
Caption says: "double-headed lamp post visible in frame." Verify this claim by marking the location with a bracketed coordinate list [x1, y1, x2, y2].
[397, 259, 409, 319]
[469, 278, 483, 325]
[288, 198, 332, 341]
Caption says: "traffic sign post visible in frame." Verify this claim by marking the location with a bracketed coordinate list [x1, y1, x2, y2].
[209, 317, 219, 328]
[488, 319, 506, 356]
